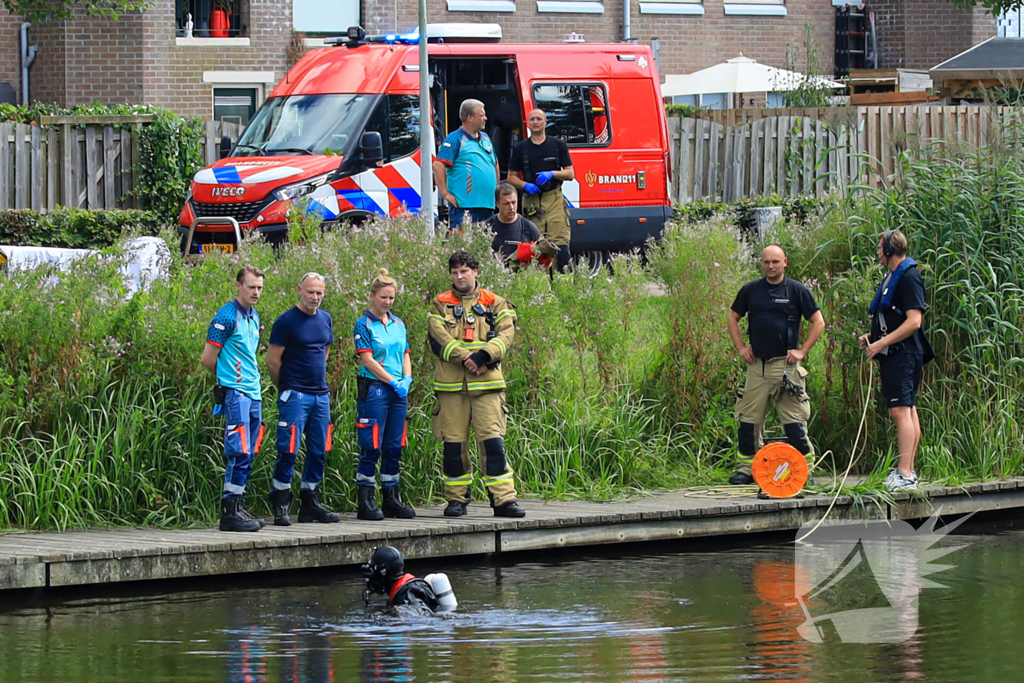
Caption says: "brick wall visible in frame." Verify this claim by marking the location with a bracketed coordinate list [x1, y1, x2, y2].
[364, 0, 837, 79]
[872, 0, 996, 70]
[64, 10, 144, 105]
[1, 9, 22, 101]
[142, 0, 291, 118]
[28, 22, 67, 106]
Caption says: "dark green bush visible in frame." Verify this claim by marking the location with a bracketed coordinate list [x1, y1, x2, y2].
[673, 194, 824, 226]
[0, 208, 165, 249]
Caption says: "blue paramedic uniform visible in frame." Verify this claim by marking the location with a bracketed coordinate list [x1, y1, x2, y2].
[206, 300, 264, 498]
[269, 306, 335, 491]
[354, 310, 411, 489]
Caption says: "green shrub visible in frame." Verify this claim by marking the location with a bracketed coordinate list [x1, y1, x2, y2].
[0, 208, 165, 249]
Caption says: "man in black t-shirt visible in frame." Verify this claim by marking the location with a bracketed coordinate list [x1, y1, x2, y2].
[485, 183, 546, 267]
[508, 109, 574, 272]
[859, 229, 934, 492]
[727, 245, 826, 485]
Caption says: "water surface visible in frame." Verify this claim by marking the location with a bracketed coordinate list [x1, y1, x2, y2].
[2, 518, 1022, 682]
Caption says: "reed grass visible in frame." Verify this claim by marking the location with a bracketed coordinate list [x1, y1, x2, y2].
[5, 116, 1024, 529]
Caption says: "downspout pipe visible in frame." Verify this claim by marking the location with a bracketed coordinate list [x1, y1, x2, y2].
[21, 22, 38, 105]
[622, 0, 630, 42]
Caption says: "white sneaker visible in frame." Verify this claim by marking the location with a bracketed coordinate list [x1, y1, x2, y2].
[883, 468, 901, 489]
[887, 470, 919, 491]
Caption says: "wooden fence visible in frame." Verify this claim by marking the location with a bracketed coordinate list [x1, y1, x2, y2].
[669, 105, 1017, 203]
[0, 117, 242, 211]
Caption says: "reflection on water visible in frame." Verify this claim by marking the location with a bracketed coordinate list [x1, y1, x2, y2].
[2, 521, 1024, 682]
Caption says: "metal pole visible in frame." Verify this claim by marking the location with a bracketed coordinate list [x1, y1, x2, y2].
[418, 0, 434, 237]
[622, 0, 630, 42]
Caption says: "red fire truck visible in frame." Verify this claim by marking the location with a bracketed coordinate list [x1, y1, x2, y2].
[179, 24, 672, 266]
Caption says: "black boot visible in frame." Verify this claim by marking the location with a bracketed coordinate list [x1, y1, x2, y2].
[269, 488, 293, 526]
[219, 495, 262, 532]
[382, 486, 416, 519]
[444, 500, 468, 517]
[236, 498, 266, 528]
[494, 499, 526, 518]
[729, 471, 755, 485]
[298, 487, 342, 523]
[354, 486, 384, 521]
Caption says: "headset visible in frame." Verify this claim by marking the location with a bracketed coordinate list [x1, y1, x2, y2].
[882, 230, 896, 258]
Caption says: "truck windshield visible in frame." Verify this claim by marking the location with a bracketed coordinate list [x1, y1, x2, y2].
[233, 94, 378, 156]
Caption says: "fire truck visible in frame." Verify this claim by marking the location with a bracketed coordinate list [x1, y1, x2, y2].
[179, 24, 672, 267]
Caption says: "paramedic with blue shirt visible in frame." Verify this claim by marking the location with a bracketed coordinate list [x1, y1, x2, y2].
[201, 265, 267, 533]
[265, 272, 341, 526]
[353, 268, 416, 521]
[433, 99, 500, 229]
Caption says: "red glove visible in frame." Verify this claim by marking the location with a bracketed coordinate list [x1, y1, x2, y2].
[516, 242, 535, 262]
[538, 255, 553, 267]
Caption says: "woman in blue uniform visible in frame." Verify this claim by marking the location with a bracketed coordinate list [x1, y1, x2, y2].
[354, 269, 416, 520]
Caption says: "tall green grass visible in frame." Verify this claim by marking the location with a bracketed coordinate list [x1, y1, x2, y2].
[5, 117, 1024, 530]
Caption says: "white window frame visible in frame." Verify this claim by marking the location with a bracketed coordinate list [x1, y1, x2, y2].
[640, 0, 703, 15]
[537, 0, 604, 14]
[448, 0, 516, 10]
[209, 83, 265, 126]
[724, 0, 786, 17]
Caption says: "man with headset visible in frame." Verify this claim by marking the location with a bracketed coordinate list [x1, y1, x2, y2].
[859, 229, 934, 491]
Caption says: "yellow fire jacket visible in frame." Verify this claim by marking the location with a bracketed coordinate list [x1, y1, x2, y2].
[427, 285, 516, 392]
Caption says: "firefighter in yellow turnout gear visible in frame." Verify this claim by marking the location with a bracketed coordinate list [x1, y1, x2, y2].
[427, 251, 527, 518]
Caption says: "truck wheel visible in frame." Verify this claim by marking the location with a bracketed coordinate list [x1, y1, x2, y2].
[574, 250, 608, 277]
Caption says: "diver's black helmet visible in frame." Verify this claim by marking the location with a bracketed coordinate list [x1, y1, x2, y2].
[363, 546, 405, 594]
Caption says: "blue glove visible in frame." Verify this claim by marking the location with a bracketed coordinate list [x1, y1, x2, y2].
[389, 378, 408, 399]
[523, 182, 540, 195]
[400, 376, 414, 394]
[535, 171, 554, 186]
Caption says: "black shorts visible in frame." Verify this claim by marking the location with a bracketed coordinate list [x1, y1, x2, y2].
[878, 350, 923, 408]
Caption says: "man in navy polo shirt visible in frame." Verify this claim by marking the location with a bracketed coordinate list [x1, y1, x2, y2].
[433, 99, 500, 229]
[266, 272, 342, 525]
[202, 265, 267, 533]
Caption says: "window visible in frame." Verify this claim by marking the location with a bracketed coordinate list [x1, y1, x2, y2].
[363, 95, 421, 162]
[723, 0, 786, 16]
[536, 0, 604, 13]
[447, 0, 515, 11]
[639, 0, 704, 15]
[531, 84, 610, 147]
[176, 0, 247, 37]
[234, 94, 377, 156]
[294, 0, 359, 33]
[213, 87, 258, 126]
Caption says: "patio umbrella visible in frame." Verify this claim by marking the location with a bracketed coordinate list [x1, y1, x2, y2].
[660, 55, 845, 98]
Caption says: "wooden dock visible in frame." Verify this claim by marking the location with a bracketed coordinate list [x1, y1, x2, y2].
[3, 479, 1024, 592]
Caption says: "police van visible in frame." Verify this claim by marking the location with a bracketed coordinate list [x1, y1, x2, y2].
[178, 24, 672, 266]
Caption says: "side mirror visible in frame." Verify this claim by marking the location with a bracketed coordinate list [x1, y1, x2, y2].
[359, 131, 383, 167]
[219, 135, 232, 159]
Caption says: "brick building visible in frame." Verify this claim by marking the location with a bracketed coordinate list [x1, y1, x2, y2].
[0, 0, 999, 119]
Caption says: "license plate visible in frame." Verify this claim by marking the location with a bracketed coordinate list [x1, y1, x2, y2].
[201, 243, 235, 254]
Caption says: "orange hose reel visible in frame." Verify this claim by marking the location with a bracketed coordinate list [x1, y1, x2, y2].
[752, 442, 808, 498]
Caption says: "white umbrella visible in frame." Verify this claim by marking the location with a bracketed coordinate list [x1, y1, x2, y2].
[661, 55, 845, 98]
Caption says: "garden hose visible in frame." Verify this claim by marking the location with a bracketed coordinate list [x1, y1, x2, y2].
[683, 362, 874, 515]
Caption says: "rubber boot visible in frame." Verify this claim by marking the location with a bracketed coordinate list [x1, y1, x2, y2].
[269, 488, 293, 526]
[381, 486, 416, 519]
[298, 487, 342, 523]
[354, 486, 384, 521]
[219, 495, 261, 532]
[493, 499, 526, 518]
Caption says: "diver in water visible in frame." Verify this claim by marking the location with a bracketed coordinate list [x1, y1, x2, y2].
[362, 546, 457, 612]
